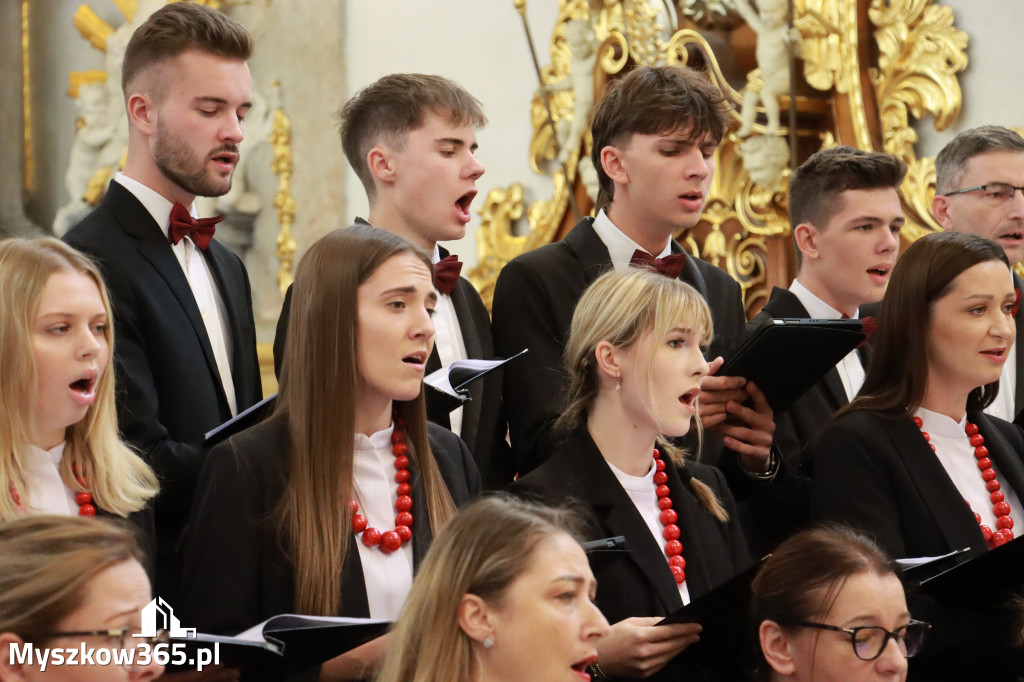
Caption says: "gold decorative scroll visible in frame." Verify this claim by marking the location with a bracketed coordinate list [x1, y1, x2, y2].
[270, 106, 296, 299]
[67, 70, 108, 98]
[868, 0, 968, 241]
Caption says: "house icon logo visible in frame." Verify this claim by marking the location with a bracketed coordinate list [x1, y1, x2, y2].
[135, 597, 196, 638]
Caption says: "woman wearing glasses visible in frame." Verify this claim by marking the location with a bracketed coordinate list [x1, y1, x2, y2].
[0, 515, 166, 681]
[806, 231, 1024, 560]
[752, 525, 929, 682]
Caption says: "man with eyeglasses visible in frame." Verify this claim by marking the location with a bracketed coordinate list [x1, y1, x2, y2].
[932, 125, 1024, 423]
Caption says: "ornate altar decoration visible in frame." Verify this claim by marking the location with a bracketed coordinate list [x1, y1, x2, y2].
[469, 0, 969, 316]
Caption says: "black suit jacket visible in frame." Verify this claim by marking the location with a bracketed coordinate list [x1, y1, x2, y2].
[180, 416, 481, 636]
[806, 409, 1024, 560]
[510, 426, 750, 682]
[64, 182, 262, 543]
[1013, 272, 1024, 422]
[273, 228, 509, 487]
[492, 217, 746, 477]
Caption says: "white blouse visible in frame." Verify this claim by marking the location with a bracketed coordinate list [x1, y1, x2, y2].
[352, 425, 415, 620]
[22, 442, 79, 515]
[607, 458, 691, 605]
[916, 407, 1024, 531]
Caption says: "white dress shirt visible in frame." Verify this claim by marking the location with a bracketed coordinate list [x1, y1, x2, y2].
[790, 279, 866, 401]
[431, 246, 469, 436]
[607, 458, 691, 605]
[114, 173, 237, 416]
[915, 407, 1024, 531]
[352, 425, 415, 620]
[22, 443, 79, 515]
[592, 209, 673, 269]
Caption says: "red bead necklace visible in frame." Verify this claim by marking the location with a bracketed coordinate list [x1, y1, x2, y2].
[653, 448, 686, 584]
[914, 416, 1015, 549]
[8, 462, 96, 516]
[350, 419, 413, 555]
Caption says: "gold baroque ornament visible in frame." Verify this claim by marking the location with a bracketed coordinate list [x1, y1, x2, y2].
[270, 107, 296, 299]
[868, 0, 968, 241]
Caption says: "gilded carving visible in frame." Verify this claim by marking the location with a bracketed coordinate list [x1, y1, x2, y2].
[270, 108, 296, 299]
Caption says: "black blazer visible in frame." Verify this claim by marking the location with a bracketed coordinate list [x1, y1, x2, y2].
[806, 409, 1024, 560]
[180, 416, 481, 636]
[492, 217, 746, 477]
[64, 182, 262, 543]
[1013, 272, 1024, 422]
[511, 426, 750, 682]
[272, 228, 509, 488]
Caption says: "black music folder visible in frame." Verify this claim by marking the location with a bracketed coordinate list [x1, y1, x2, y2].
[909, 536, 1024, 680]
[720, 319, 867, 413]
[657, 558, 767, 678]
[204, 393, 277, 446]
[171, 615, 390, 680]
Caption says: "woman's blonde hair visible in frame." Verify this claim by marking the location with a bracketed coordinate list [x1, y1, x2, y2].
[376, 495, 585, 682]
[0, 515, 146, 640]
[274, 225, 457, 616]
[559, 267, 727, 521]
[0, 238, 158, 520]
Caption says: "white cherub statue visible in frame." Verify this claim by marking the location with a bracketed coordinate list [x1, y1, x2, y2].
[734, 0, 801, 138]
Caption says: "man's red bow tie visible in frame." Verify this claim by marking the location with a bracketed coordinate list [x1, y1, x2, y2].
[433, 255, 463, 295]
[168, 202, 224, 251]
[629, 249, 687, 279]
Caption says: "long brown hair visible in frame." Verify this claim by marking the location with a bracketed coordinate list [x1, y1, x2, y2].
[376, 495, 587, 682]
[559, 267, 728, 521]
[274, 224, 457, 616]
[0, 238, 158, 520]
[841, 231, 1009, 418]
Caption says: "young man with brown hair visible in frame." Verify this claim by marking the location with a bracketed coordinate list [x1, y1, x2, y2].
[274, 74, 509, 483]
[932, 125, 1024, 422]
[64, 2, 263, 599]
[493, 65, 775, 481]
[748, 145, 907, 468]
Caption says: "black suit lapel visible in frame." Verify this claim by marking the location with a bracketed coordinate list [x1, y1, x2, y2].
[882, 416, 988, 554]
[564, 429, 683, 613]
[104, 184, 224, 398]
[563, 218, 617, 288]
[672, 241, 710, 302]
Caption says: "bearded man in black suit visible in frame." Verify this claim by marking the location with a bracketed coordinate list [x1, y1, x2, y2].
[64, 2, 262, 600]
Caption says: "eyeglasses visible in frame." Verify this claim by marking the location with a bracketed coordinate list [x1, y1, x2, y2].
[781, 619, 931, 661]
[943, 183, 1024, 203]
[24, 627, 170, 649]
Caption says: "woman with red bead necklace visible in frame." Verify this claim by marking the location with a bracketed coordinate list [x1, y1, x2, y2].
[807, 230, 1024, 561]
[181, 225, 480, 680]
[0, 238, 157, 532]
[512, 267, 751, 682]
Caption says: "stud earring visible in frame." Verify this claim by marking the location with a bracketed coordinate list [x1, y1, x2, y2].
[482, 636, 495, 649]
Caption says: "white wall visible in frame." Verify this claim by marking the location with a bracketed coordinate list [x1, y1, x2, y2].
[344, 0, 561, 267]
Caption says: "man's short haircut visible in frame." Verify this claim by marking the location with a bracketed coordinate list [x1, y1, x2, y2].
[934, 125, 1024, 194]
[789, 146, 907, 229]
[339, 74, 487, 201]
[121, 2, 252, 96]
[590, 65, 730, 211]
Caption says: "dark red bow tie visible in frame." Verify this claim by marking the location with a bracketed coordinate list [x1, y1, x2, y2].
[856, 316, 878, 350]
[168, 202, 224, 251]
[629, 249, 687, 279]
[433, 255, 463, 295]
